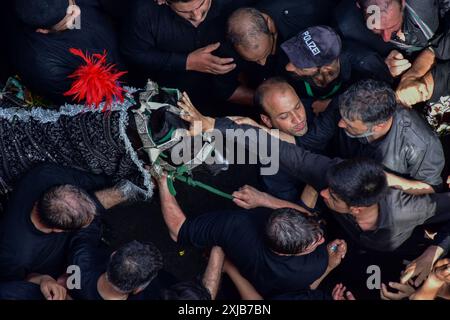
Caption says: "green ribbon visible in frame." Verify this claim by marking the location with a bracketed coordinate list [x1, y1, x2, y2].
[304, 81, 342, 100]
[167, 165, 234, 200]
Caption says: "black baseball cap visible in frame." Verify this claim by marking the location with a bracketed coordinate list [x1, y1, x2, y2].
[281, 25, 342, 69]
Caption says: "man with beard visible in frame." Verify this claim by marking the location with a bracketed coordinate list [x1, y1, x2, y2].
[281, 26, 392, 115]
[233, 77, 340, 201]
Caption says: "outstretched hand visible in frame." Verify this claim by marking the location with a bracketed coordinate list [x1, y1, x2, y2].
[232, 185, 269, 209]
[177, 92, 215, 135]
[401, 246, 443, 287]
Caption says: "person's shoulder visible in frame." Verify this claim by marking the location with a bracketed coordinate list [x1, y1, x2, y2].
[394, 107, 439, 144]
[129, 0, 163, 18]
[383, 187, 432, 214]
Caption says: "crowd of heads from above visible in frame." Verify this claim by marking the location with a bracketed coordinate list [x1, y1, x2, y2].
[0, 0, 449, 301]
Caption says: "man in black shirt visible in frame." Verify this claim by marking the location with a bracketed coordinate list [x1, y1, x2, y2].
[0, 164, 129, 284]
[235, 77, 340, 200]
[121, 0, 254, 110]
[10, 0, 122, 104]
[221, 2, 336, 104]
[157, 172, 335, 298]
[336, 80, 445, 192]
[281, 26, 392, 115]
[68, 220, 173, 300]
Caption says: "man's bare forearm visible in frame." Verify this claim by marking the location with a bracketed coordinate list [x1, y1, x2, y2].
[403, 49, 436, 79]
[263, 194, 312, 216]
[159, 181, 186, 242]
[224, 260, 263, 300]
[310, 266, 333, 290]
[202, 246, 225, 300]
[386, 173, 435, 195]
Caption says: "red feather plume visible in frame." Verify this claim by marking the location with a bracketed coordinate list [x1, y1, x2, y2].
[64, 48, 127, 112]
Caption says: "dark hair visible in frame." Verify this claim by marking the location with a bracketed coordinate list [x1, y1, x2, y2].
[15, 0, 69, 29]
[339, 79, 396, 126]
[227, 7, 270, 49]
[161, 279, 212, 300]
[254, 77, 292, 116]
[327, 158, 388, 207]
[107, 241, 163, 294]
[265, 208, 324, 255]
[356, 0, 402, 11]
[37, 184, 96, 231]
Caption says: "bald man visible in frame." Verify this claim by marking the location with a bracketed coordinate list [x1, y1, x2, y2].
[239, 77, 340, 201]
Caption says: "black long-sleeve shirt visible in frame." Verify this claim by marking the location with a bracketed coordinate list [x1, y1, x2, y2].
[214, 117, 341, 191]
[121, 0, 253, 104]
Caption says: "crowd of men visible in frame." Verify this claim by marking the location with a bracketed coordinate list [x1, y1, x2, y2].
[0, 0, 449, 300]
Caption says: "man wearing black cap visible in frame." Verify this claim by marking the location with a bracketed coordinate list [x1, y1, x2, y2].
[281, 25, 392, 115]
[10, 0, 122, 104]
[221, 1, 336, 105]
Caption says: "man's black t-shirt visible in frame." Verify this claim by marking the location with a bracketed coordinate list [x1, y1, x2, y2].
[0, 164, 109, 281]
[178, 208, 329, 297]
[68, 219, 176, 300]
[337, 107, 445, 188]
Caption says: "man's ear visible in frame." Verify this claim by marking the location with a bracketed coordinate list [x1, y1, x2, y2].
[260, 114, 273, 128]
[349, 206, 363, 216]
[372, 122, 387, 134]
[263, 14, 276, 34]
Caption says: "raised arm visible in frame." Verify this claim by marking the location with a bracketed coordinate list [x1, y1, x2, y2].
[202, 246, 225, 300]
[157, 174, 187, 242]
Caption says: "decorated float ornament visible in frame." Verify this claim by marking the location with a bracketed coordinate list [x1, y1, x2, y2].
[64, 49, 231, 198]
[64, 48, 127, 111]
